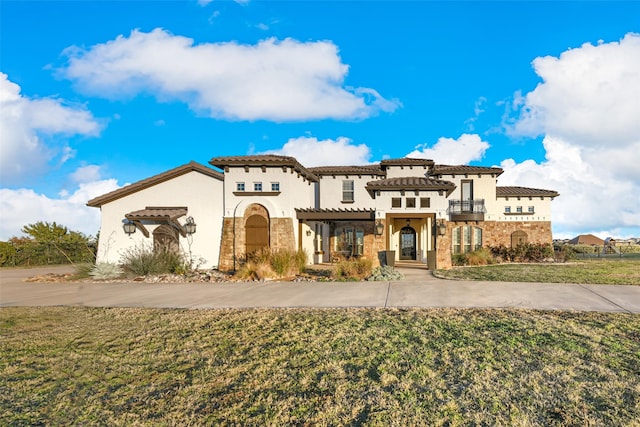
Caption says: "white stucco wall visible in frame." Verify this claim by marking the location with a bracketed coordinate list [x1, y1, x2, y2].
[494, 196, 554, 222]
[95, 171, 224, 269]
[223, 166, 315, 219]
[316, 174, 379, 210]
[383, 164, 430, 179]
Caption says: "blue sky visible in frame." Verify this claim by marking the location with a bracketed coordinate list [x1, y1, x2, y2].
[1, 0, 639, 240]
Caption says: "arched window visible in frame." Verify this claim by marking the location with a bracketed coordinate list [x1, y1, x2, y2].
[452, 226, 483, 254]
[511, 230, 528, 247]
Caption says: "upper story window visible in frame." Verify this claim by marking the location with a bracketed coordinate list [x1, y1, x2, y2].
[406, 197, 416, 208]
[237, 182, 245, 192]
[342, 180, 354, 202]
[271, 182, 280, 192]
[461, 180, 474, 201]
[516, 206, 523, 213]
[420, 197, 431, 208]
[505, 206, 511, 213]
[528, 206, 535, 213]
[254, 182, 263, 192]
[392, 198, 402, 208]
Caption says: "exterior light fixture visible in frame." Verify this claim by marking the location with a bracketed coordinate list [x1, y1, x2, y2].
[374, 220, 385, 236]
[184, 216, 197, 235]
[306, 229, 312, 236]
[123, 219, 136, 235]
[437, 220, 447, 236]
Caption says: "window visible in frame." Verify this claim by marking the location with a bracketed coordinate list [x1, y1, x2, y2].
[461, 180, 474, 201]
[505, 206, 511, 213]
[342, 180, 354, 202]
[334, 226, 364, 256]
[271, 182, 280, 192]
[528, 206, 535, 213]
[406, 197, 416, 208]
[254, 182, 263, 192]
[315, 223, 323, 253]
[236, 182, 245, 192]
[474, 227, 482, 251]
[420, 197, 431, 208]
[452, 226, 483, 254]
[516, 206, 523, 213]
[392, 198, 402, 208]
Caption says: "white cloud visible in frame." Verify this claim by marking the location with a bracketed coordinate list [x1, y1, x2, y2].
[406, 134, 490, 164]
[59, 28, 400, 121]
[265, 136, 372, 167]
[69, 165, 102, 183]
[0, 73, 101, 184]
[503, 33, 640, 238]
[0, 178, 120, 240]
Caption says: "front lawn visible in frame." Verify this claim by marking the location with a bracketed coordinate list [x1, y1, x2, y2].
[435, 259, 640, 285]
[1, 307, 639, 425]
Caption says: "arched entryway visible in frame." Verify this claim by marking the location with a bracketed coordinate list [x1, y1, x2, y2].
[245, 214, 269, 255]
[400, 226, 417, 260]
[153, 224, 179, 252]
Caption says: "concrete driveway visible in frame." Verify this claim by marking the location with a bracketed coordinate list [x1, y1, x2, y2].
[1, 265, 639, 313]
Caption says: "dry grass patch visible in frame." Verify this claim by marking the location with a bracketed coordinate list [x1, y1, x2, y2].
[1, 307, 639, 425]
[436, 258, 640, 285]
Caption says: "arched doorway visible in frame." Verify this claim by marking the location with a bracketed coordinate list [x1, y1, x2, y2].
[245, 214, 269, 255]
[400, 226, 417, 260]
[511, 230, 528, 247]
[153, 224, 179, 252]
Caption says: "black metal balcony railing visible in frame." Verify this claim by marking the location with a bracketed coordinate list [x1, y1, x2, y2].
[448, 199, 486, 221]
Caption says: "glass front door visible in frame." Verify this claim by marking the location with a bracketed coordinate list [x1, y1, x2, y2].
[400, 226, 416, 260]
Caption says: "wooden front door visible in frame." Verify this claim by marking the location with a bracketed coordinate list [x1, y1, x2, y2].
[245, 215, 269, 255]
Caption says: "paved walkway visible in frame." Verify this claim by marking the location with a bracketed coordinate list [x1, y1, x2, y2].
[1, 265, 639, 313]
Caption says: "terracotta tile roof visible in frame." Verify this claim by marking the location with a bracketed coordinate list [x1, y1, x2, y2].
[380, 158, 435, 167]
[87, 161, 223, 207]
[126, 206, 188, 220]
[209, 154, 318, 182]
[496, 186, 559, 198]
[365, 177, 456, 193]
[307, 165, 385, 176]
[433, 164, 503, 175]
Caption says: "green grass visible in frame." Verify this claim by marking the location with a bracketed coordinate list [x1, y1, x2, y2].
[1, 307, 639, 425]
[436, 259, 640, 285]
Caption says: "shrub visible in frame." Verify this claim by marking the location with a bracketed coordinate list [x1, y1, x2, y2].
[235, 249, 308, 280]
[89, 262, 124, 280]
[332, 257, 373, 280]
[367, 265, 404, 281]
[466, 248, 494, 266]
[489, 243, 554, 263]
[120, 244, 185, 276]
[452, 253, 468, 266]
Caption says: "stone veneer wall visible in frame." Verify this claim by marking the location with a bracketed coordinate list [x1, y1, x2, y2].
[435, 220, 553, 270]
[218, 216, 297, 271]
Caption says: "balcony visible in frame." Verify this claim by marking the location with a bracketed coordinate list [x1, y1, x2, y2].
[448, 199, 486, 221]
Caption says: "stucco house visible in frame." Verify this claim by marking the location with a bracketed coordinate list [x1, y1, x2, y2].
[87, 155, 559, 270]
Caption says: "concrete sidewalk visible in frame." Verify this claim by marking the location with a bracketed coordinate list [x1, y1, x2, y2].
[1, 265, 639, 313]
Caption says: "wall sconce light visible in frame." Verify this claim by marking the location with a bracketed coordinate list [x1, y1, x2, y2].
[374, 220, 385, 236]
[184, 216, 197, 235]
[437, 220, 447, 236]
[123, 219, 136, 235]
[306, 229, 312, 236]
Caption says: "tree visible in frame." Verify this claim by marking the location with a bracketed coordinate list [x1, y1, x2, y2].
[19, 221, 94, 265]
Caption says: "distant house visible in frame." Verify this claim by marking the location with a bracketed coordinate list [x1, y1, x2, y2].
[87, 155, 559, 270]
[567, 234, 605, 246]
